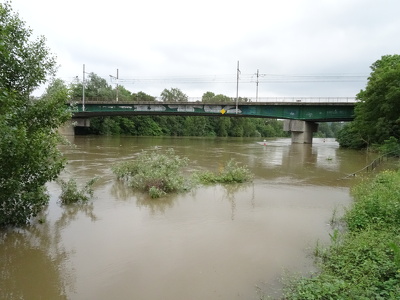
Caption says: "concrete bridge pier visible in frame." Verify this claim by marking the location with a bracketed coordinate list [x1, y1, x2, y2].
[58, 118, 90, 136]
[283, 120, 318, 144]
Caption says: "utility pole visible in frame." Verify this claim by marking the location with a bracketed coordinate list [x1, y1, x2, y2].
[82, 64, 85, 111]
[236, 61, 240, 114]
[110, 69, 119, 102]
[116, 68, 119, 102]
[256, 69, 259, 102]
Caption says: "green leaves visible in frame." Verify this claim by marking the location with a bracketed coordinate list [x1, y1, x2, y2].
[0, 2, 70, 226]
[337, 54, 400, 149]
[0, 2, 56, 95]
[194, 159, 253, 184]
[283, 170, 400, 299]
[160, 87, 188, 102]
[112, 149, 253, 198]
[57, 178, 97, 205]
[112, 149, 191, 198]
[355, 55, 400, 145]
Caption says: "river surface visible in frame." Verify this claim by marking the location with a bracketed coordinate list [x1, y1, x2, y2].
[0, 136, 381, 299]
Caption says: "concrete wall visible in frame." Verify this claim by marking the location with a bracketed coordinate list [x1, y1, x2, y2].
[283, 120, 318, 144]
[58, 118, 91, 136]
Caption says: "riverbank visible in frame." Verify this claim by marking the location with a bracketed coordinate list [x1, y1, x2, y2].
[281, 169, 400, 299]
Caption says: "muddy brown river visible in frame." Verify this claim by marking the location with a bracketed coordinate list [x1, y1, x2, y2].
[0, 136, 380, 299]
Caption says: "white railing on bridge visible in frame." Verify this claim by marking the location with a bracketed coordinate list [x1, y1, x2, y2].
[74, 96, 357, 103]
[173, 97, 357, 103]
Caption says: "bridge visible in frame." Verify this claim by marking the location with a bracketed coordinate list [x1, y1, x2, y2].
[65, 97, 356, 144]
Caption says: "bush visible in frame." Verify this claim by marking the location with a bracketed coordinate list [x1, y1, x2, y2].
[345, 170, 400, 231]
[57, 178, 97, 204]
[112, 149, 192, 198]
[282, 170, 400, 299]
[379, 136, 400, 157]
[195, 159, 253, 184]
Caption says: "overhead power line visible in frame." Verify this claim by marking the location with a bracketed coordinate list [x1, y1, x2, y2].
[110, 73, 367, 85]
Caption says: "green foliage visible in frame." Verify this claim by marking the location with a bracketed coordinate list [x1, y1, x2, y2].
[379, 136, 400, 156]
[0, 2, 71, 226]
[84, 73, 113, 99]
[195, 159, 253, 184]
[336, 122, 367, 149]
[57, 178, 97, 204]
[112, 149, 191, 198]
[160, 87, 188, 102]
[88, 115, 286, 138]
[0, 1, 57, 96]
[338, 54, 400, 149]
[283, 170, 400, 299]
[315, 122, 344, 138]
[346, 170, 400, 231]
[201, 91, 233, 103]
[133, 91, 156, 102]
[113, 150, 253, 198]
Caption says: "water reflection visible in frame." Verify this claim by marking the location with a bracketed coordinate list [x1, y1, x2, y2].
[0, 225, 69, 299]
[56, 202, 98, 227]
[220, 183, 255, 220]
[0, 178, 101, 300]
[2, 136, 383, 300]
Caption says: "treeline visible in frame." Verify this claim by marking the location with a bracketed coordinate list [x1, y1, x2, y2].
[69, 73, 251, 103]
[84, 115, 288, 137]
[336, 55, 400, 150]
[78, 115, 343, 138]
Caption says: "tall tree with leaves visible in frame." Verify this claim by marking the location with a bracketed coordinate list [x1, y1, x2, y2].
[0, 2, 71, 226]
[160, 88, 188, 102]
[337, 54, 400, 148]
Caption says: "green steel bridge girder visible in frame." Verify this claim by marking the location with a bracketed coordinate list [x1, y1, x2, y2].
[71, 102, 355, 122]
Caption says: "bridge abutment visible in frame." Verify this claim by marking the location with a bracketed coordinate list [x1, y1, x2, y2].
[58, 118, 91, 136]
[283, 120, 318, 144]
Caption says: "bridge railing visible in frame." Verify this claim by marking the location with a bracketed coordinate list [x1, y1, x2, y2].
[153, 97, 357, 103]
[71, 96, 357, 103]
[248, 97, 357, 103]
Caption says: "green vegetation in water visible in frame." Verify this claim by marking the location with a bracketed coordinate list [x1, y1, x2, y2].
[194, 158, 253, 184]
[112, 149, 253, 198]
[57, 178, 97, 204]
[112, 149, 192, 198]
[281, 170, 400, 299]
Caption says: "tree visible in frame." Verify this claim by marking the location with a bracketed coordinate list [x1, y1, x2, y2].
[0, 2, 71, 226]
[160, 88, 188, 102]
[201, 91, 215, 103]
[85, 73, 113, 99]
[336, 122, 366, 149]
[115, 85, 131, 101]
[0, 2, 56, 97]
[133, 91, 156, 102]
[337, 55, 400, 148]
[201, 91, 235, 103]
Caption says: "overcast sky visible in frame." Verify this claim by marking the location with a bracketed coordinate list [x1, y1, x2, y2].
[10, 0, 400, 99]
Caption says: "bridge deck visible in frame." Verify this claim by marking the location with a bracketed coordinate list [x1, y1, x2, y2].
[70, 100, 355, 122]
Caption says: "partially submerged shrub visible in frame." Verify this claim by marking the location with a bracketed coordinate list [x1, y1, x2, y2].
[195, 159, 253, 184]
[57, 177, 97, 204]
[112, 148, 191, 198]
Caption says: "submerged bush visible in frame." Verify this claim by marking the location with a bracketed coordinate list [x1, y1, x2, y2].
[113, 150, 253, 198]
[112, 148, 191, 198]
[57, 178, 97, 204]
[195, 159, 253, 184]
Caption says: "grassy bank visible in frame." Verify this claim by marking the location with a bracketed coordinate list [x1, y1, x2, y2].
[282, 170, 400, 299]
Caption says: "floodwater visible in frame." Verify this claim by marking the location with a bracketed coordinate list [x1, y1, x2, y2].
[0, 136, 380, 299]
